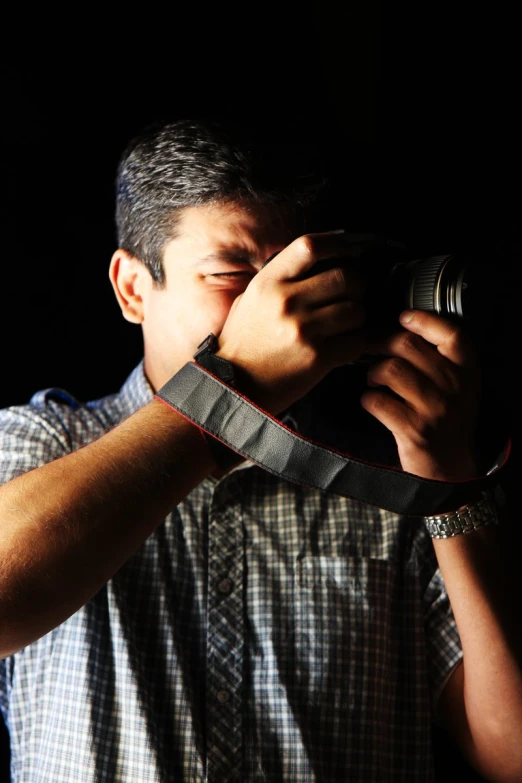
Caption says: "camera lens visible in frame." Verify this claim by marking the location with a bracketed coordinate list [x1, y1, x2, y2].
[403, 254, 468, 318]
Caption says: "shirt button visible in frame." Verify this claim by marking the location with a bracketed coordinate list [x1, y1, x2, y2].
[217, 577, 233, 596]
[216, 689, 230, 704]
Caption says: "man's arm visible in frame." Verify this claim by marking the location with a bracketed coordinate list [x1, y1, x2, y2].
[0, 399, 214, 659]
[360, 309, 522, 781]
[434, 515, 522, 783]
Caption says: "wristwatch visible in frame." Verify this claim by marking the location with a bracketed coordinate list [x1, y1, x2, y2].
[192, 333, 243, 470]
[193, 333, 236, 386]
[424, 490, 499, 539]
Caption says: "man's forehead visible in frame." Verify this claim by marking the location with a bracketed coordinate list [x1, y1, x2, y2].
[176, 202, 297, 248]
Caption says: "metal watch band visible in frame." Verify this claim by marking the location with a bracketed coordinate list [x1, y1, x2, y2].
[424, 491, 499, 539]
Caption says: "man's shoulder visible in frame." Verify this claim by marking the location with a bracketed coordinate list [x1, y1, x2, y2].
[30, 385, 124, 436]
[0, 362, 151, 455]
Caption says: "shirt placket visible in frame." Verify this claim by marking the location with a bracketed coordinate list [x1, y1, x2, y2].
[206, 476, 244, 783]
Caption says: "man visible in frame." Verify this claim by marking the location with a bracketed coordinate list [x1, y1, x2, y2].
[0, 117, 520, 782]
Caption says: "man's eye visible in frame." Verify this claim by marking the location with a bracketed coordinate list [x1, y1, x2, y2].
[210, 272, 254, 279]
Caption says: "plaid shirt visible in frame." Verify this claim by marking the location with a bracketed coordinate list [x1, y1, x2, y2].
[0, 362, 462, 782]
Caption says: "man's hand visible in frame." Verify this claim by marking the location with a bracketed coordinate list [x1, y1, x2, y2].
[360, 309, 481, 481]
[216, 232, 368, 414]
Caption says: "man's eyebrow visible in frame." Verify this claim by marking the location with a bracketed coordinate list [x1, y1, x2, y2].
[196, 251, 254, 265]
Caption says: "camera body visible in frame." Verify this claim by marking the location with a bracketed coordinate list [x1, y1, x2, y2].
[307, 238, 505, 364]
[297, 239, 509, 462]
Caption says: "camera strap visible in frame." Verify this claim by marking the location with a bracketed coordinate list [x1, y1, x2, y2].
[155, 361, 510, 517]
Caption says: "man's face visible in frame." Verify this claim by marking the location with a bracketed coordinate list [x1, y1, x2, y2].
[139, 201, 296, 390]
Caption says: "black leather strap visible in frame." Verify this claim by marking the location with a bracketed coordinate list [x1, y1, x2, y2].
[155, 361, 510, 517]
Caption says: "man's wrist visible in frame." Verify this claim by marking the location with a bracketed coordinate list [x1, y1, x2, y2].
[424, 491, 500, 539]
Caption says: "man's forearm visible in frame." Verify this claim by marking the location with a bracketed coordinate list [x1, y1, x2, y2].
[435, 516, 522, 781]
[0, 398, 214, 658]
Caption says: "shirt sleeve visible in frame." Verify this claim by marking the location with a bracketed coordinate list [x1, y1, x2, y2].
[423, 564, 463, 711]
[0, 389, 85, 485]
[0, 407, 69, 484]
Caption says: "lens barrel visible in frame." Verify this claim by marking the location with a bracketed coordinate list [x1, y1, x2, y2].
[403, 254, 468, 318]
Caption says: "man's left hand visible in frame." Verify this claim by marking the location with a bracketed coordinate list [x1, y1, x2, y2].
[360, 310, 481, 481]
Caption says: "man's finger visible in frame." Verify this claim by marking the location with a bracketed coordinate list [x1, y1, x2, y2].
[260, 231, 373, 281]
[399, 310, 477, 368]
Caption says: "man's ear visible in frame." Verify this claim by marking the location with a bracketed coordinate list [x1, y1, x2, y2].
[109, 249, 149, 324]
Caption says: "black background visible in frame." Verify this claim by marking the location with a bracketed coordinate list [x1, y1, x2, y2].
[1, 3, 521, 780]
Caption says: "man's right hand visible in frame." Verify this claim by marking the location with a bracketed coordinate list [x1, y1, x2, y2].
[216, 231, 368, 414]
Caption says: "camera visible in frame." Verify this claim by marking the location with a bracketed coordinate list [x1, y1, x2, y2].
[295, 237, 511, 461]
[307, 235, 508, 365]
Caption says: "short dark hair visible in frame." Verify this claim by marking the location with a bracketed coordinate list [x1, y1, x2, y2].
[115, 117, 329, 284]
